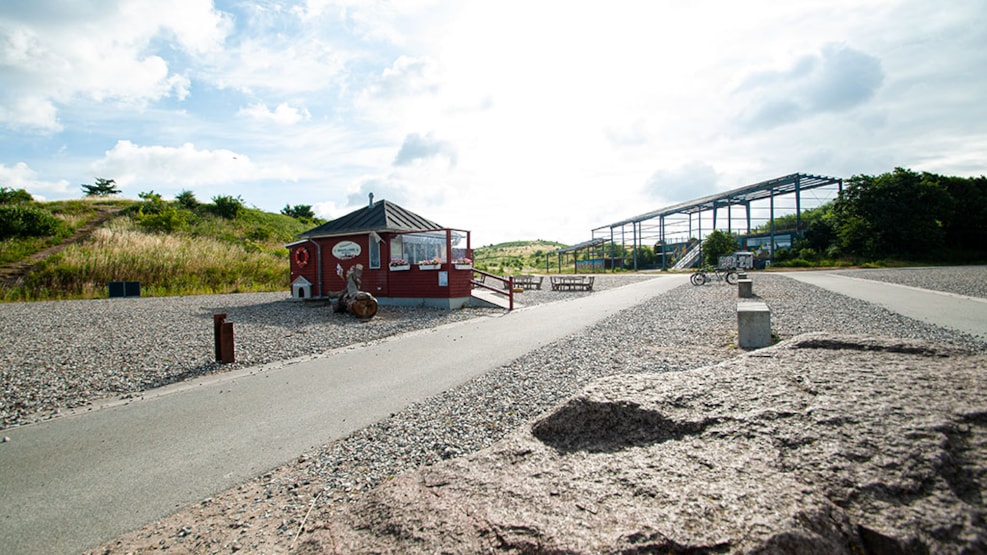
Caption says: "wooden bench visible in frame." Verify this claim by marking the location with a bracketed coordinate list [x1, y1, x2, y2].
[507, 275, 544, 290]
[550, 275, 595, 291]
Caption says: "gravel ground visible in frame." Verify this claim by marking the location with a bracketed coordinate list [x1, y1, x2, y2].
[0, 274, 653, 430]
[830, 265, 987, 299]
[77, 267, 986, 554]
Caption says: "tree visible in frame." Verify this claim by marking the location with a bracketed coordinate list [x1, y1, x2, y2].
[702, 230, 738, 266]
[935, 174, 987, 253]
[281, 204, 315, 220]
[832, 168, 952, 258]
[802, 205, 837, 253]
[81, 178, 121, 197]
[176, 190, 200, 211]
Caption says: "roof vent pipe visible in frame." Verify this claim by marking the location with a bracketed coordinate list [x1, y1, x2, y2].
[369, 192, 374, 207]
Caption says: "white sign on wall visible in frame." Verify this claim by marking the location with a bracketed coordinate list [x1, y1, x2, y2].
[332, 240, 362, 260]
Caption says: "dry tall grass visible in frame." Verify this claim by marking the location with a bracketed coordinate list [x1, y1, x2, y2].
[11, 220, 287, 300]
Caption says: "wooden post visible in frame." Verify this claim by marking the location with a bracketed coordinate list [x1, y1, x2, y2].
[213, 313, 226, 361]
[220, 322, 235, 363]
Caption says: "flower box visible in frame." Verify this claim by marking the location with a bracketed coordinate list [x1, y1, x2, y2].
[418, 263, 441, 270]
[389, 264, 410, 271]
[454, 263, 473, 270]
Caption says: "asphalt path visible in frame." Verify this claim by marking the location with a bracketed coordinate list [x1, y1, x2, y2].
[0, 275, 688, 555]
[781, 270, 987, 341]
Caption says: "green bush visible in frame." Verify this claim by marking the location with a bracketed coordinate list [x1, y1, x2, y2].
[0, 205, 64, 238]
[797, 247, 818, 260]
[0, 187, 33, 204]
[772, 247, 791, 262]
[702, 230, 738, 266]
[247, 225, 273, 242]
[776, 258, 812, 268]
[176, 190, 200, 211]
[137, 190, 166, 215]
[138, 207, 188, 233]
[208, 195, 244, 220]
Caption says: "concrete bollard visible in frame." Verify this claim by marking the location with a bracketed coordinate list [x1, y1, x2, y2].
[738, 302, 771, 349]
[738, 279, 753, 298]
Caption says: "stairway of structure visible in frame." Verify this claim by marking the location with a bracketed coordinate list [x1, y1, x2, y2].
[671, 244, 701, 270]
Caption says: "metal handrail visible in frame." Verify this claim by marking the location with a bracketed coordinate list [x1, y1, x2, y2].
[470, 269, 514, 310]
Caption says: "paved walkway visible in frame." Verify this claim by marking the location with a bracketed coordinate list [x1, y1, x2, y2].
[781, 271, 987, 341]
[0, 275, 688, 555]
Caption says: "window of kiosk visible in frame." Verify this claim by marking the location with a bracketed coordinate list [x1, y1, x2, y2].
[449, 231, 467, 262]
[369, 237, 381, 269]
[390, 231, 447, 264]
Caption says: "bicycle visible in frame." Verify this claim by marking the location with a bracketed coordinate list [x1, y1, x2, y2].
[690, 266, 739, 286]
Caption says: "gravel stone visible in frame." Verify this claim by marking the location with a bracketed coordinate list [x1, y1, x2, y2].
[831, 265, 987, 299]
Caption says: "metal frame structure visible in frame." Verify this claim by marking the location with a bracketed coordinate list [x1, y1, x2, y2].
[592, 173, 843, 270]
[547, 238, 609, 273]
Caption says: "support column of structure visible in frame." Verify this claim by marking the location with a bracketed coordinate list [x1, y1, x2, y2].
[727, 199, 732, 237]
[660, 215, 666, 270]
[795, 174, 802, 235]
[769, 187, 775, 259]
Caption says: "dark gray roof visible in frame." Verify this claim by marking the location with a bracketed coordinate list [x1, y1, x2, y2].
[298, 199, 443, 238]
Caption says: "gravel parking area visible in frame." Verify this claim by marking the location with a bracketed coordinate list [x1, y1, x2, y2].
[85, 267, 985, 554]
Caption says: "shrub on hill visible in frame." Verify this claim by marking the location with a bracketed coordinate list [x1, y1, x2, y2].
[0, 187, 34, 204]
[0, 205, 64, 239]
[208, 195, 244, 220]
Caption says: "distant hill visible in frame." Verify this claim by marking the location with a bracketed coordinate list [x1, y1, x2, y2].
[472, 240, 567, 274]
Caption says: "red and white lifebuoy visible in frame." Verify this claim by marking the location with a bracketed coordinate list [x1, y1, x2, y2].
[294, 246, 310, 267]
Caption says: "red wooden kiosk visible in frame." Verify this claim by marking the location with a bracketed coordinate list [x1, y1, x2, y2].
[287, 198, 473, 309]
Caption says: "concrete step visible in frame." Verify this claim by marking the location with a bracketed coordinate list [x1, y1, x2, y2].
[470, 288, 520, 310]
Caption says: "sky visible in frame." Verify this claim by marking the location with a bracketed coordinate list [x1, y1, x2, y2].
[1, 1, 985, 246]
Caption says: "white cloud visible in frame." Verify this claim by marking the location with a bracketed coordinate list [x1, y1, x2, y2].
[644, 163, 721, 204]
[393, 132, 456, 167]
[734, 43, 885, 130]
[0, 162, 70, 197]
[237, 102, 311, 125]
[375, 56, 440, 98]
[208, 37, 348, 95]
[90, 140, 293, 192]
[0, 0, 230, 131]
[0, 95, 61, 132]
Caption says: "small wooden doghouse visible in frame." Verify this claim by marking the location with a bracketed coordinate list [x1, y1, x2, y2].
[287, 198, 473, 309]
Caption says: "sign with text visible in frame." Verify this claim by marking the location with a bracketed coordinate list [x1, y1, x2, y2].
[332, 240, 362, 260]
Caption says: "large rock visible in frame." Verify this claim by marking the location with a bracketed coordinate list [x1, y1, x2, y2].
[308, 334, 986, 554]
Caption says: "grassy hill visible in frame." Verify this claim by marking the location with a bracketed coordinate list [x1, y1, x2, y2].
[472, 240, 567, 274]
[0, 195, 313, 302]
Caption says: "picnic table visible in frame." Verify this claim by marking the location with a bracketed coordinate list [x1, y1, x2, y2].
[506, 275, 544, 290]
[550, 275, 595, 291]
